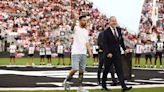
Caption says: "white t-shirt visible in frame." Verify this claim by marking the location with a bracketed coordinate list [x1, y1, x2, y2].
[71, 26, 89, 55]
[10, 45, 16, 53]
[156, 42, 163, 51]
[45, 47, 52, 55]
[92, 45, 98, 54]
[144, 44, 152, 53]
[135, 44, 143, 54]
[39, 46, 45, 56]
[57, 45, 64, 54]
[28, 44, 35, 54]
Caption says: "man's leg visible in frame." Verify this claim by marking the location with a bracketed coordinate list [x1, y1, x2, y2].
[62, 56, 65, 65]
[154, 53, 158, 67]
[13, 57, 16, 65]
[32, 56, 34, 65]
[27, 56, 30, 65]
[110, 64, 118, 86]
[102, 58, 112, 89]
[64, 69, 77, 82]
[113, 56, 126, 89]
[159, 53, 163, 68]
[9, 57, 11, 64]
[79, 70, 84, 87]
[97, 53, 104, 84]
[57, 55, 60, 65]
[79, 54, 87, 87]
[63, 54, 80, 90]
[145, 55, 148, 68]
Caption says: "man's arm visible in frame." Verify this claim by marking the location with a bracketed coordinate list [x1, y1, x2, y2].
[71, 19, 77, 31]
[71, 10, 79, 31]
[103, 30, 113, 58]
[119, 28, 126, 51]
[86, 42, 93, 57]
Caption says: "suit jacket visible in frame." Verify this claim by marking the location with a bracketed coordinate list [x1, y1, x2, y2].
[97, 31, 104, 53]
[103, 27, 126, 57]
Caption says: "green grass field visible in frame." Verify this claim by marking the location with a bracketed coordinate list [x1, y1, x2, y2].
[0, 57, 164, 92]
[0, 87, 164, 92]
[0, 57, 163, 68]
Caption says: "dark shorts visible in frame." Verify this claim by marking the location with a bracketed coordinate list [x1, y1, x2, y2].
[28, 54, 34, 57]
[40, 55, 45, 58]
[93, 54, 98, 58]
[10, 53, 15, 58]
[145, 54, 152, 59]
[58, 53, 64, 58]
[135, 54, 141, 57]
[155, 52, 163, 57]
[46, 55, 51, 59]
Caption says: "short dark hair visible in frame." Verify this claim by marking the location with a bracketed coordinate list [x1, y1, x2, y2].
[79, 15, 87, 20]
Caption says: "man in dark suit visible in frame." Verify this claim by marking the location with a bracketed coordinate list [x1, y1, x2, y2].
[102, 16, 132, 92]
[97, 28, 118, 86]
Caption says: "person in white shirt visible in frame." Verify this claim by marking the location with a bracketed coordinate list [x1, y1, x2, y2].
[92, 42, 99, 66]
[39, 42, 46, 65]
[9, 42, 17, 65]
[45, 41, 52, 65]
[154, 35, 164, 68]
[144, 40, 153, 68]
[57, 40, 65, 65]
[63, 13, 92, 91]
[27, 40, 35, 66]
[134, 38, 144, 67]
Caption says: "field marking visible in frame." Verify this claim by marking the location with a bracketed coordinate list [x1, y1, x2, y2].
[133, 67, 164, 71]
[134, 79, 164, 83]
[0, 84, 164, 90]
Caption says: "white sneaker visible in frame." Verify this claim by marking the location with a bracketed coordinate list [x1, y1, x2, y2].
[160, 65, 163, 69]
[154, 65, 157, 68]
[32, 63, 35, 66]
[150, 65, 153, 68]
[47, 63, 52, 66]
[145, 65, 148, 68]
[63, 79, 70, 90]
[77, 88, 89, 92]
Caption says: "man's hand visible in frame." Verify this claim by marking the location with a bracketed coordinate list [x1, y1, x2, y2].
[72, 9, 79, 19]
[89, 51, 93, 58]
[107, 53, 113, 58]
[71, 9, 79, 31]
[124, 49, 132, 55]
[86, 42, 93, 58]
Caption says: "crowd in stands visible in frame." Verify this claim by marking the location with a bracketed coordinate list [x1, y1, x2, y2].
[0, 0, 109, 52]
[0, 0, 163, 67]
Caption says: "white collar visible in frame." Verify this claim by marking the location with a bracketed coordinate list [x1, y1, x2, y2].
[109, 26, 116, 30]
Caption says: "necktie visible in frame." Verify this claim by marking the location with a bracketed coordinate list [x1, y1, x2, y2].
[113, 28, 118, 40]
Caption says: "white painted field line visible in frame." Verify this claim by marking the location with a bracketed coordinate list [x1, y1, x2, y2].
[0, 84, 164, 90]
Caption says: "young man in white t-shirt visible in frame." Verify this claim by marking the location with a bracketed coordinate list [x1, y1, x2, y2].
[9, 42, 17, 65]
[144, 40, 153, 68]
[57, 40, 65, 65]
[63, 13, 92, 91]
[39, 42, 46, 65]
[27, 40, 35, 66]
[45, 41, 52, 65]
[92, 42, 99, 66]
[134, 38, 143, 67]
[154, 35, 164, 68]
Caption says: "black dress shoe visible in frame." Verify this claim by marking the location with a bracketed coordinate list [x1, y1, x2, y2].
[122, 86, 132, 92]
[110, 83, 117, 86]
[101, 87, 111, 91]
